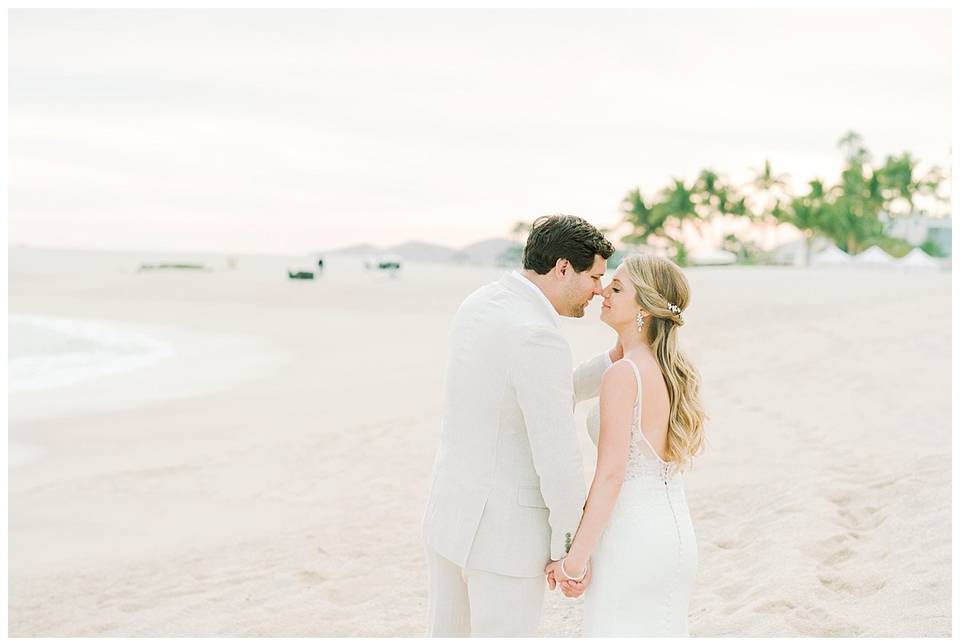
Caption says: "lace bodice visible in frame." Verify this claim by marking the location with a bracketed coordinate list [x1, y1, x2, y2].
[586, 359, 680, 484]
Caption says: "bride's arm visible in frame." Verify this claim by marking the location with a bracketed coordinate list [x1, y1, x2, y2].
[559, 361, 635, 578]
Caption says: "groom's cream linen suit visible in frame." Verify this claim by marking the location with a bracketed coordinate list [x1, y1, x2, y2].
[423, 271, 611, 637]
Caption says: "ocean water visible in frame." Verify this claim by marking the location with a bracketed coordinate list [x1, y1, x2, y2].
[8, 314, 176, 393]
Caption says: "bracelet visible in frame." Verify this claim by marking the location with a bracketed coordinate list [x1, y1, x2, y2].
[559, 558, 587, 581]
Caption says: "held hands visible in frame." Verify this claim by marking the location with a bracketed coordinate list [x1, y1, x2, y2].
[545, 558, 592, 599]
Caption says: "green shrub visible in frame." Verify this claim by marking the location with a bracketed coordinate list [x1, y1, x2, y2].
[919, 239, 946, 258]
[866, 235, 913, 258]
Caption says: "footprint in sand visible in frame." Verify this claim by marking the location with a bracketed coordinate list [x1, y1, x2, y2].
[867, 474, 905, 490]
[323, 585, 375, 606]
[799, 532, 856, 563]
[822, 547, 855, 567]
[817, 571, 887, 597]
[299, 570, 327, 584]
[776, 503, 802, 515]
[753, 599, 796, 614]
[827, 491, 854, 508]
[714, 538, 739, 550]
[837, 505, 886, 531]
[787, 604, 862, 636]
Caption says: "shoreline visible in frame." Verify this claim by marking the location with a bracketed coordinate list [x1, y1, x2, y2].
[9, 313, 177, 393]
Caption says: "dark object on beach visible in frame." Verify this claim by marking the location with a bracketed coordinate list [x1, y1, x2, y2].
[317, 258, 325, 270]
[138, 263, 208, 271]
[364, 254, 403, 271]
[287, 270, 315, 280]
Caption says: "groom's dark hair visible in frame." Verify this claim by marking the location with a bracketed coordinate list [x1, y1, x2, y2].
[523, 215, 615, 274]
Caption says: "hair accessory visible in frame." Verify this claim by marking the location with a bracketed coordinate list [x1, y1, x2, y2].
[667, 303, 683, 321]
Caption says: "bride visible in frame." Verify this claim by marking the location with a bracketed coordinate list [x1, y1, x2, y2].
[546, 254, 707, 637]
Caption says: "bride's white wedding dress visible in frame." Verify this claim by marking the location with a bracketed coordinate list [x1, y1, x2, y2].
[582, 359, 698, 637]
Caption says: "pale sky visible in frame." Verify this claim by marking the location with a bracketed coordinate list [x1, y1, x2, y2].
[8, 9, 952, 254]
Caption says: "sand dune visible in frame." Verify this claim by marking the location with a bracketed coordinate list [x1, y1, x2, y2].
[8, 249, 951, 636]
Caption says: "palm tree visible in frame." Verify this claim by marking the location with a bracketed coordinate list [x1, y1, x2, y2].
[877, 152, 947, 219]
[780, 178, 831, 266]
[820, 152, 885, 254]
[694, 168, 745, 252]
[838, 130, 872, 165]
[656, 178, 702, 262]
[620, 181, 700, 263]
[620, 187, 666, 245]
[749, 159, 791, 248]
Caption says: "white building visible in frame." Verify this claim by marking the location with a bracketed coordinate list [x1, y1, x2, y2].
[882, 212, 952, 256]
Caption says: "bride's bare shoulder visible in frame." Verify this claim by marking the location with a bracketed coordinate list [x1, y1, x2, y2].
[600, 359, 638, 395]
[620, 352, 668, 396]
[601, 359, 636, 382]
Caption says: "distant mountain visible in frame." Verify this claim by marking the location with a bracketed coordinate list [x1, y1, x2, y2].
[388, 241, 456, 263]
[453, 238, 522, 265]
[318, 243, 380, 256]
[317, 237, 520, 265]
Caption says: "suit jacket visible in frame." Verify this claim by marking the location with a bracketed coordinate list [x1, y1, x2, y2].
[422, 271, 611, 578]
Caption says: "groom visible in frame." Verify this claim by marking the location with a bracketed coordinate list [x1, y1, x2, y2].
[422, 215, 619, 636]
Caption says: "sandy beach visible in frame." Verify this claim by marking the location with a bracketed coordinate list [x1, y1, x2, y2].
[7, 247, 951, 637]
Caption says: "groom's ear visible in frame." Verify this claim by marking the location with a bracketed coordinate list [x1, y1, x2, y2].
[555, 258, 570, 277]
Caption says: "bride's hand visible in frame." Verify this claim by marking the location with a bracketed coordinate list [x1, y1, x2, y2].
[545, 559, 591, 598]
[560, 562, 591, 598]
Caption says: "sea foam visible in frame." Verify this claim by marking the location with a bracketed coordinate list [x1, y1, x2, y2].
[8, 314, 176, 393]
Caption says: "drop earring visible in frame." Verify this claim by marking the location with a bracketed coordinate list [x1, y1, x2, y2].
[635, 312, 644, 333]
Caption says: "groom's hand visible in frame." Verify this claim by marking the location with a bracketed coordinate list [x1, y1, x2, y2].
[609, 338, 623, 363]
[545, 560, 561, 590]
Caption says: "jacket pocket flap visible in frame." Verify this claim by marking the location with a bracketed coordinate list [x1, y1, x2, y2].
[517, 487, 547, 509]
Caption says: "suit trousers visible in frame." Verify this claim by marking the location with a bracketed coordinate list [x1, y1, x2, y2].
[425, 545, 545, 637]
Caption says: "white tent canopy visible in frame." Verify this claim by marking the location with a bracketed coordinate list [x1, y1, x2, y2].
[689, 249, 738, 266]
[771, 237, 833, 266]
[811, 244, 853, 266]
[897, 247, 940, 270]
[856, 246, 895, 265]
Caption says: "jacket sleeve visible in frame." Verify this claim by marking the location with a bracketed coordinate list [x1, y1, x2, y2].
[511, 326, 587, 561]
[573, 351, 614, 403]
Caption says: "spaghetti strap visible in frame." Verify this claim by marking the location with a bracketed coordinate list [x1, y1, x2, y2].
[621, 358, 670, 466]
[621, 358, 643, 414]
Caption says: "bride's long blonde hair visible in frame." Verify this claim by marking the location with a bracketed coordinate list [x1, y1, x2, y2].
[622, 254, 707, 469]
